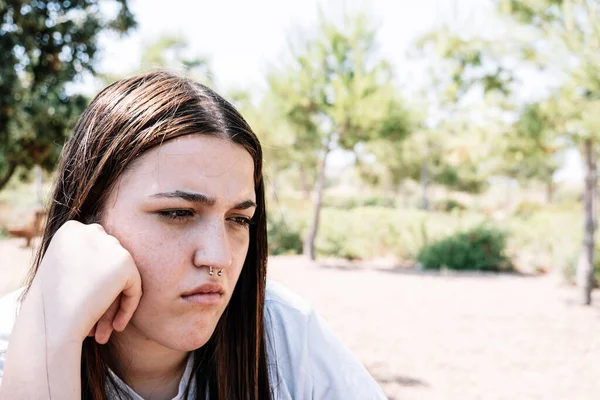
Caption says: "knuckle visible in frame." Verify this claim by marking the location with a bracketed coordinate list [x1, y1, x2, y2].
[98, 313, 112, 323]
[58, 220, 79, 234]
[88, 223, 106, 232]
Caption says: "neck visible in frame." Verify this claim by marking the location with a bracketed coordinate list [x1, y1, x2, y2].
[109, 326, 190, 400]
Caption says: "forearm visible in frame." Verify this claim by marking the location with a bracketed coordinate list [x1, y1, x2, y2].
[0, 282, 82, 399]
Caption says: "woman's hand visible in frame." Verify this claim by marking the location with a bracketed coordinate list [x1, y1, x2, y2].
[34, 220, 142, 345]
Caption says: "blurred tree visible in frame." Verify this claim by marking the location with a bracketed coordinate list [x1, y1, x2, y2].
[0, 0, 136, 190]
[500, 101, 564, 204]
[268, 13, 412, 259]
[231, 89, 318, 201]
[422, 0, 600, 304]
[416, 27, 516, 103]
[407, 29, 510, 210]
[499, 0, 600, 305]
[360, 118, 491, 211]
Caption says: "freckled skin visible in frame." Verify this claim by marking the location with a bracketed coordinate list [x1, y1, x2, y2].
[101, 135, 256, 352]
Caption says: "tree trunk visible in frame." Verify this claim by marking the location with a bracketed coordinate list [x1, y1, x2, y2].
[303, 143, 330, 260]
[420, 160, 429, 211]
[0, 162, 17, 192]
[577, 139, 597, 305]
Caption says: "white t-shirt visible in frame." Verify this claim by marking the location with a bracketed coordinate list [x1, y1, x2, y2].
[0, 280, 387, 399]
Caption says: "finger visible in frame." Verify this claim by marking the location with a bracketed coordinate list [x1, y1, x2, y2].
[113, 275, 142, 332]
[95, 296, 121, 344]
[88, 323, 97, 337]
[95, 318, 113, 345]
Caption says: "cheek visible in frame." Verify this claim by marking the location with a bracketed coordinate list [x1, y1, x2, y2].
[231, 231, 251, 262]
[132, 239, 187, 290]
[228, 234, 250, 280]
[108, 218, 188, 292]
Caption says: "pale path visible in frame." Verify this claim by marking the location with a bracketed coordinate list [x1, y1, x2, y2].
[2, 241, 599, 399]
[0, 238, 36, 297]
[268, 256, 600, 400]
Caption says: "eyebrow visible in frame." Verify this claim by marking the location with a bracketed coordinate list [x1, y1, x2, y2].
[151, 190, 257, 210]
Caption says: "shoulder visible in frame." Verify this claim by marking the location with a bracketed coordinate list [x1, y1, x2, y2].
[263, 280, 386, 400]
[0, 288, 24, 384]
[263, 280, 315, 359]
[265, 279, 314, 320]
[264, 280, 320, 346]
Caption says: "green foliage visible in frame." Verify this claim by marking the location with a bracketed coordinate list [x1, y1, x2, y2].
[266, 11, 413, 258]
[267, 12, 414, 155]
[233, 90, 319, 199]
[513, 200, 543, 218]
[265, 194, 578, 275]
[267, 211, 303, 256]
[433, 161, 490, 194]
[269, 196, 578, 275]
[414, 9, 573, 192]
[417, 225, 511, 271]
[498, 0, 600, 145]
[500, 101, 563, 185]
[417, 28, 513, 101]
[313, 207, 478, 261]
[322, 195, 395, 209]
[0, 0, 136, 190]
[434, 198, 467, 213]
[359, 123, 491, 197]
[268, 12, 410, 149]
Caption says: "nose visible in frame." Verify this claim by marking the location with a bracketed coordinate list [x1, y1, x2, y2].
[192, 219, 233, 271]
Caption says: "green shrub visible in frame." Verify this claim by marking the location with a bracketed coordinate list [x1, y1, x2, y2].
[313, 207, 480, 261]
[362, 196, 395, 208]
[267, 212, 303, 255]
[269, 197, 580, 275]
[417, 224, 511, 271]
[434, 198, 467, 213]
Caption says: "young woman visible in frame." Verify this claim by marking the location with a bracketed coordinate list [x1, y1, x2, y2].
[0, 71, 386, 399]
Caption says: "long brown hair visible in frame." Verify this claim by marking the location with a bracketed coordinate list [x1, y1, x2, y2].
[22, 71, 272, 399]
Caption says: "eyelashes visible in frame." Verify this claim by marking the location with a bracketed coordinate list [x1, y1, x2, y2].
[157, 210, 254, 227]
[228, 216, 254, 227]
[158, 209, 194, 220]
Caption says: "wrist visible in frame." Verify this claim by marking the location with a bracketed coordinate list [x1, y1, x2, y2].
[26, 278, 88, 348]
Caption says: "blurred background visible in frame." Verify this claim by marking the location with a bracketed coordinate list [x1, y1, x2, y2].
[1, 0, 600, 398]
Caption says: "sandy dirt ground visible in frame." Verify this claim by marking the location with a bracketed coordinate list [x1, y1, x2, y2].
[1, 239, 599, 399]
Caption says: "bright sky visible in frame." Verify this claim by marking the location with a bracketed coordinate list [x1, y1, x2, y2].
[95, 0, 582, 182]
[97, 0, 489, 91]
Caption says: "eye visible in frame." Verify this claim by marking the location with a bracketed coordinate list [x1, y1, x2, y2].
[228, 216, 254, 227]
[157, 209, 195, 221]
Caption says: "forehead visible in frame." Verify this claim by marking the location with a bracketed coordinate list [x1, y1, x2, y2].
[118, 135, 256, 202]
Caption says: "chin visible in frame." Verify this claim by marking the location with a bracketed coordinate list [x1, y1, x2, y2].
[162, 326, 217, 352]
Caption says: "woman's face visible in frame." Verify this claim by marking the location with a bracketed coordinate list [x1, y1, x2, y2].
[101, 134, 256, 351]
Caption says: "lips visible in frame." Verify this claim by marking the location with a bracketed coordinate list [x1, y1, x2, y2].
[181, 282, 225, 297]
